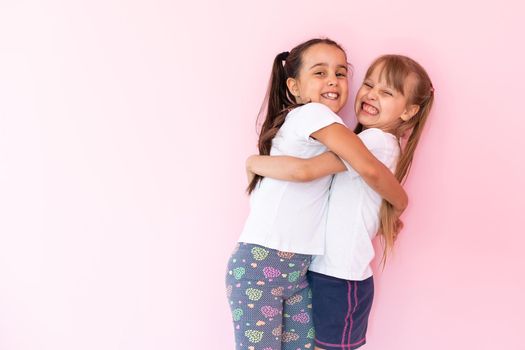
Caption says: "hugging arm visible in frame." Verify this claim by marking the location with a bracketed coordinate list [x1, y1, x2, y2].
[246, 152, 346, 182]
[311, 123, 408, 213]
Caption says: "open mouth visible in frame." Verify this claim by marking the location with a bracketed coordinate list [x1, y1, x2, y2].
[361, 102, 379, 115]
[321, 92, 339, 100]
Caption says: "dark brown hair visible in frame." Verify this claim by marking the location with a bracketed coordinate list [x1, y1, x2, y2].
[355, 55, 434, 264]
[247, 38, 347, 193]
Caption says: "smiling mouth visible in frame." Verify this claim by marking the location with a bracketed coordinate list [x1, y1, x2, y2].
[362, 102, 379, 115]
[321, 92, 339, 100]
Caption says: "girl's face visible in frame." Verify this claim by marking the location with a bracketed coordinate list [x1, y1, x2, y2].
[355, 63, 419, 132]
[287, 43, 349, 113]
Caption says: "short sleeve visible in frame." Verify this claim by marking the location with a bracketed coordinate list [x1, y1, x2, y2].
[291, 103, 345, 141]
[341, 128, 399, 177]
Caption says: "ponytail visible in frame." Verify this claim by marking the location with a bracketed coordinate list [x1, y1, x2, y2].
[246, 51, 294, 193]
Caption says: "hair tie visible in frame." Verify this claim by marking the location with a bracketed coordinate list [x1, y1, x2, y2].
[278, 51, 290, 62]
[429, 86, 435, 93]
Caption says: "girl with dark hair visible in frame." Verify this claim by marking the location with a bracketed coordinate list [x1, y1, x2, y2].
[247, 54, 434, 350]
[226, 39, 408, 350]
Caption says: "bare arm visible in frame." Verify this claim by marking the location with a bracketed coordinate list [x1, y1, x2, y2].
[246, 152, 346, 182]
[246, 165, 255, 184]
[311, 123, 408, 213]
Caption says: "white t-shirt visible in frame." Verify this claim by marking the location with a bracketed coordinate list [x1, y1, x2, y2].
[238, 103, 344, 255]
[309, 128, 400, 280]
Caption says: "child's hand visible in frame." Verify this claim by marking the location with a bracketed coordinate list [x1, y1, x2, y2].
[245, 155, 257, 183]
[246, 168, 255, 184]
[393, 218, 404, 241]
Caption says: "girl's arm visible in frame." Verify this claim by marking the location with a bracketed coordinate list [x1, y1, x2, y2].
[246, 166, 256, 184]
[246, 152, 346, 182]
[311, 123, 408, 212]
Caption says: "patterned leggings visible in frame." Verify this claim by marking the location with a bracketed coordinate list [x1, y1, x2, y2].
[226, 243, 315, 350]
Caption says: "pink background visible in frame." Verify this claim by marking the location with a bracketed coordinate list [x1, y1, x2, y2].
[0, 0, 523, 349]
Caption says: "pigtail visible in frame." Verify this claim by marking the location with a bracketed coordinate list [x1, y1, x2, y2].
[379, 96, 433, 266]
[373, 55, 434, 266]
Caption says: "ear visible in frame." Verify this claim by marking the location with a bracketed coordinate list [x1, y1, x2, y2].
[401, 104, 420, 122]
[286, 77, 300, 98]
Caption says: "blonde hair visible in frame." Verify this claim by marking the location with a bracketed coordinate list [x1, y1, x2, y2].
[355, 55, 434, 265]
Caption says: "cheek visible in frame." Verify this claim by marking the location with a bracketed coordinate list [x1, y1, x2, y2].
[341, 85, 350, 98]
[300, 83, 316, 95]
[354, 92, 364, 106]
[341, 93, 349, 106]
[392, 102, 407, 116]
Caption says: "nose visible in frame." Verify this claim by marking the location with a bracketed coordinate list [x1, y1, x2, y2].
[327, 73, 338, 87]
[365, 87, 378, 100]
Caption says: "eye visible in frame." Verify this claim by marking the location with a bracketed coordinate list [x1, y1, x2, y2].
[314, 71, 326, 76]
[336, 72, 347, 78]
[382, 90, 393, 96]
[363, 82, 373, 88]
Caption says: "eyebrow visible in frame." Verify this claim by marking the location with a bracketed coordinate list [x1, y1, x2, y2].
[364, 78, 399, 92]
[309, 63, 348, 71]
